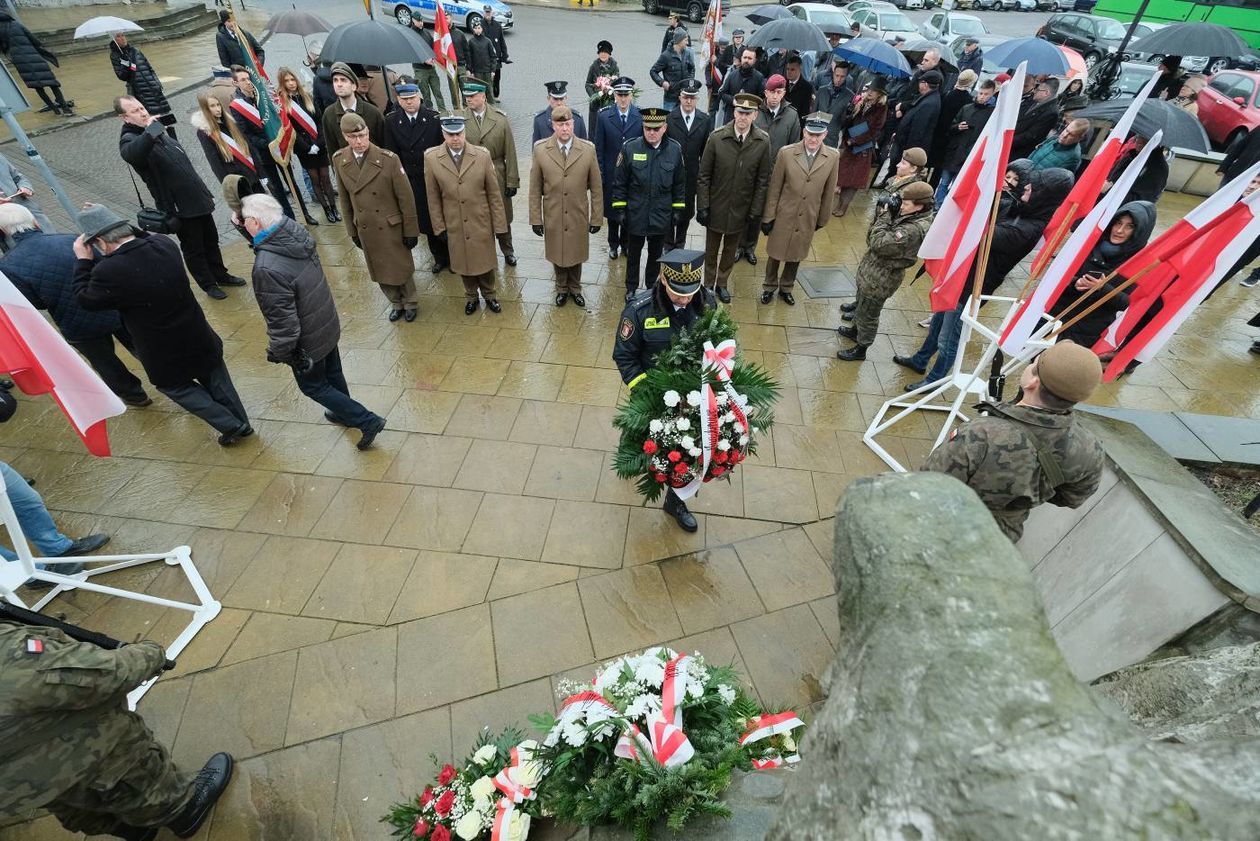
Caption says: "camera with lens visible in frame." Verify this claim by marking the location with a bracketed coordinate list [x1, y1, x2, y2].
[875, 192, 901, 219]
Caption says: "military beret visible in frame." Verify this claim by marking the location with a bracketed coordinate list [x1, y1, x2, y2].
[340, 112, 368, 135]
[1036, 342, 1102, 404]
[901, 181, 934, 203]
[901, 147, 928, 168]
[765, 74, 787, 92]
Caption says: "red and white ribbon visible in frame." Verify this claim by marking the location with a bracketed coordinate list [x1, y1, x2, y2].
[675, 339, 750, 501]
[646, 652, 695, 767]
[229, 97, 263, 129]
[220, 133, 256, 173]
[491, 797, 517, 841]
[751, 754, 801, 770]
[287, 99, 318, 139]
[492, 745, 536, 804]
[739, 710, 803, 767]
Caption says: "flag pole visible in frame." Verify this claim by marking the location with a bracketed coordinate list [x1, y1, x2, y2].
[965, 186, 1004, 320]
[1045, 263, 1160, 340]
[1015, 201, 1078, 301]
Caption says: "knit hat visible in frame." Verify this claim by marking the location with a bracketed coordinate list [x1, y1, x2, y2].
[597, 40, 613, 54]
[340, 112, 368, 135]
[901, 147, 927, 168]
[1036, 342, 1102, 403]
[957, 69, 978, 88]
[901, 181, 934, 203]
[330, 61, 358, 84]
[78, 203, 134, 242]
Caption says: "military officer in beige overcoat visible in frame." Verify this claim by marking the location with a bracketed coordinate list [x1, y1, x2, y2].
[425, 112, 508, 314]
[460, 77, 519, 265]
[760, 113, 840, 305]
[529, 106, 604, 308]
[333, 112, 421, 320]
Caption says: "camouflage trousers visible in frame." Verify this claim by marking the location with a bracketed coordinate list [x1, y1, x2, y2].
[853, 273, 905, 346]
[45, 711, 192, 836]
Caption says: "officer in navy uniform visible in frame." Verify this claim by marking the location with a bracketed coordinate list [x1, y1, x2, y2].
[610, 106, 686, 302]
[612, 248, 716, 533]
[593, 76, 642, 259]
[530, 80, 588, 145]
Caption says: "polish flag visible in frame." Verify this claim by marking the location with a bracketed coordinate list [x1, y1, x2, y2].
[700, 0, 724, 86]
[920, 63, 1026, 312]
[1097, 184, 1260, 380]
[1092, 161, 1260, 362]
[999, 130, 1163, 354]
[0, 271, 125, 456]
[1028, 71, 1160, 279]
[433, 5, 459, 82]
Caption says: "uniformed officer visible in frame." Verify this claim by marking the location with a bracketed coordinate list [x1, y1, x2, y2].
[664, 79, 712, 251]
[836, 179, 935, 361]
[530, 80, 589, 145]
[593, 76, 642, 259]
[611, 107, 687, 303]
[461, 77, 519, 266]
[0, 619, 232, 841]
[612, 248, 716, 533]
[922, 341, 1106, 543]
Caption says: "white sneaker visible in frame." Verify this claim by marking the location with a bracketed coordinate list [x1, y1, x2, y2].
[917, 316, 932, 328]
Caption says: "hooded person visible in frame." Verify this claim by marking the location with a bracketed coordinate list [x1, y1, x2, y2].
[0, 10, 73, 115]
[222, 173, 266, 242]
[1051, 201, 1156, 350]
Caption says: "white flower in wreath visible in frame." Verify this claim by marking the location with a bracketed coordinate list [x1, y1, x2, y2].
[472, 744, 497, 766]
[676, 417, 691, 431]
[517, 758, 544, 789]
[633, 656, 666, 688]
[562, 720, 588, 747]
[735, 393, 749, 408]
[681, 435, 694, 450]
[717, 439, 731, 451]
[717, 393, 729, 405]
[626, 693, 662, 720]
[508, 812, 531, 841]
[782, 734, 798, 752]
[649, 419, 664, 434]
[663, 390, 681, 408]
[455, 811, 483, 840]
[471, 775, 496, 806]
[689, 447, 701, 457]
[717, 684, 737, 705]
[739, 433, 750, 446]
[594, 660, 624, 693]
[686, 390, 702, 407]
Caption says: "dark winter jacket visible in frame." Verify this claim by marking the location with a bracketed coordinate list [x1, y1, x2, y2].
[0, 12, 59, 89]
[73, 233, 224, 387]
[1221, 126, 1260, 183]
[467, 32, 499, 80]
[957, 47, 984, 76]
[895, 90, 941, 153]
[930, 88, 974, 169]
[311, 64, 336, 118]
[1053, 200, 1156, 347]
[943, 98, 994, 173]
[250, 217, 340, 363]
[784, 77, 813, 121]
[1111, 146, 1169, 205]
[119, 120, 215, 219]
[1011, 98, 1060, 160]
[109, 41, 169, 117]
[666, 105, 712, 212]
[215, 22, 263, 70]
[650, 48, 696, 104]
[484, 18, 508, 63]
[717, 66, 766, 124]
[383, 105, 444, 235]
[815, 79, 857, 146]
[976, 167, 1075, 296]
[190, 110, 255, 183]
[0, 230, 122, 342]
[611, 136, 687, 237]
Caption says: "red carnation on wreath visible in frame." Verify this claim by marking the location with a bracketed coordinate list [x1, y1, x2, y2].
[419, 786, 434, 807]
[643, 439, 658, 454]
[437, 764, 457, 786]
[668, 450, 681, 463]
[654, 472, 666, 483]
[413, 817, 430, 838]
[673, 462, 688, 474]
[712, 466, 726, 476]
[431, 825, 451, 841]
[434, 789, 456, 817]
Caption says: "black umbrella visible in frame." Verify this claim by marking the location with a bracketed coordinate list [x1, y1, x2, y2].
[746, 5, 792, 26]
[1126, 22, 1246, 61]
[899, 39, 959, 75]
[1074, 97, 1209, 152]
[319, 19, 434, 66]
[265, 8, 333, 38]
[746, 18, 830, 55]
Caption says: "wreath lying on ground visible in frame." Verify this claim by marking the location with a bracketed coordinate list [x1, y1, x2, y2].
[612, 307, 780, 503]
[384, 647, 804, 841]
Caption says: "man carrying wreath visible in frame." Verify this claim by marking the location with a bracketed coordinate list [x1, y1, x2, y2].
[613, 249, 716, 533]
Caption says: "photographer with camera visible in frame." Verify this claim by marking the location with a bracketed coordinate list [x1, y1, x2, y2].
[836, 180, 935, 362]
[240, 194, 386, 451]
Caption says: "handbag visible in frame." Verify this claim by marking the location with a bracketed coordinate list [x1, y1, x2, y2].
[128, 170, 179, 234]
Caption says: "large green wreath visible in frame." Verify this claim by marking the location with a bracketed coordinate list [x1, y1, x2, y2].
[612, 307, 780, 503]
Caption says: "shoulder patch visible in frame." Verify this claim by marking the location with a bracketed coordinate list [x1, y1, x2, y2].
[25, 637, 44, 655]
[894, 230, 904, 240]
[619, 317, 634, 340]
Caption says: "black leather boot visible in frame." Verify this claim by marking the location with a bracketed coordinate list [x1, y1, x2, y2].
[836, 344, 867, 361]
[166, 752, 234, 838]
[662, 490, 698, 533]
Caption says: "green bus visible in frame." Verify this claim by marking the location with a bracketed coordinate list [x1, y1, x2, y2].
[1093, 0, 1260, 49]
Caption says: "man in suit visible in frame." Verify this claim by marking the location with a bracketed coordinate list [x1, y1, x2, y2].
[461, 76, 519, 265]
[383, 78, 449, 274]
[783, 54, 814, 119]
[593, 76, 642, 259]
[529, 106, 603, 307]
[531, 80, 588, 145]
[664, 79, 711, 251]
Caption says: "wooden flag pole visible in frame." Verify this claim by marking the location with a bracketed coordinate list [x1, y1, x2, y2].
[1045, 261, 1161, 340]
[966, 185, 1005, 318]
[1015, 201, 1078, 302]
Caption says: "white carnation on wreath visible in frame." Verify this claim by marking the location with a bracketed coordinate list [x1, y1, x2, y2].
[681, 435, 694, 450]
[718, 393, 729, 405]
[687, 390, 702, 407]
[663, 390, 681, 408]
[689, 447, 701, 457]
[676, 417, 691, 431]
[649, 419, 664, 434]
[717, 684, 737, 704]
[717, 439, 731, 451]
[740, 433, 750, 445]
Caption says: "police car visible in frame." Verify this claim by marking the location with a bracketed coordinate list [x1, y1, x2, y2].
[381, 0, 513, 32]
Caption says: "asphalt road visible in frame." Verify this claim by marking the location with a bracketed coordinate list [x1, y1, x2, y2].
[0, 1, 1053, 237]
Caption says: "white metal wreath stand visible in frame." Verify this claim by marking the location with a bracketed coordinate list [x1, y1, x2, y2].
[0, 475, 220, 709]
[863, 294, 1060, 472]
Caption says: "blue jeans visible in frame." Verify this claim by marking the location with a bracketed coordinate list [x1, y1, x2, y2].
[909, 303, 965, 383]
[294, 346, 380, 432]
[1, 461, 72, 562]
[934, 170, 955, 209]
[662, 99, 678, 112]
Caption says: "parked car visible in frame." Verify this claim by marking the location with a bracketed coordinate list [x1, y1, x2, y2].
[1128, 26, 1255, 77]
[1049, 0, 1097, 9]
[970, 0, 1002, 10]
[893, 0, 925, 9]
[642, 0, 730, 22]
[382, 0, 513, 31]
[850, 7, 919, 43]
[1000, 0, 1037, 10]
[919, 11, 987, 45]
[1037, 12, 1127, 70]
[1198, 70, 1260, 149]
[787, 2, 854, 35]
[1086, 59, 1157, 100]
[843, 0, 898, 15]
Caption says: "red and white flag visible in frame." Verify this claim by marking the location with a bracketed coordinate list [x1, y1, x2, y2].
[1028, 70, 1159, 279]
[0, 271, 125, 456]
[999, 130, 1163, 354]
[433, 5, 459, 82]
[700, 0, 724, 86]
[920, 63, 1026, 312]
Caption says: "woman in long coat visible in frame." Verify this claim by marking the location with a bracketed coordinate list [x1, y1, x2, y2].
[834, 81, 887, 217]
[110, 35, 172, 132]
[0, 11, 72, 115]
[191, 91, 257, 184]
[762, 133, 840, 302]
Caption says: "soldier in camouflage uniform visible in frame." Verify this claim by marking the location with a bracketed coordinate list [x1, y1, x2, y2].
[922, 341, 1106, 542]
[836, 180, 935, 361]
[0, 620, 233, 840]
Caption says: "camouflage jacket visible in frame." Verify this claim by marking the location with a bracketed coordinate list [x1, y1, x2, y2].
[0, 621, 166, 811]
[855, 206, 934, 299]
[921, 401, 1105, 542]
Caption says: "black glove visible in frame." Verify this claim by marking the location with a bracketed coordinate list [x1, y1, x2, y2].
[506, 187, 518, 198]
[403, 236, 419, 249]
[589, 225, 601, 234]
[696, 207, 710, 226]
[267, 348, 313, 374]
[608, 207, 624, 224]
[760, 220, 774, 235]
[351, 235, 362, 249]
[437, 231, 448, 243]
[532, 224, 544, 236]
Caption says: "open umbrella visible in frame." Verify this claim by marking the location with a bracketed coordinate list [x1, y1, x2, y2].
[73, 16, 142, 39]
[265, 8, 333, 38]
[1128, 22, 1246, 61]
[1058, 46, 1087, 81]
[746, 5, 791, 26]
[319, 18, 434, 66]
[985, 37, 1070, 76]
[833, 36, 911, 79]
[746, 18, 830, 55]
[899, 39, 959, 75]
[1073, 98, 1209, 152]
